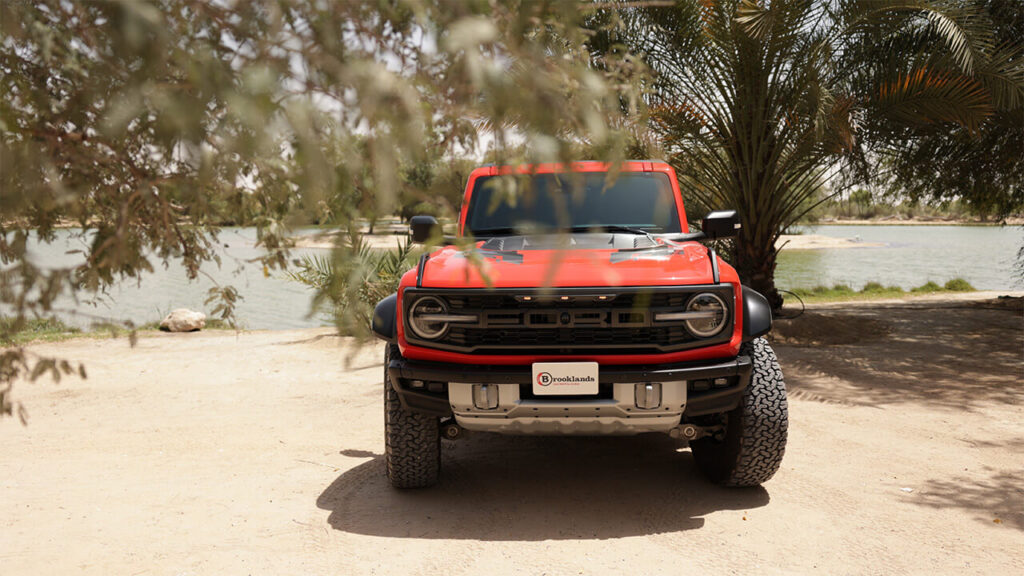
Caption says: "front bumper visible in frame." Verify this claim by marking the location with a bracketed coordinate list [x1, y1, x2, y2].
[387, 355, 752, 433]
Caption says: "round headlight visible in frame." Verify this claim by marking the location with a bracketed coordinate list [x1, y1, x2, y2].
[685, 293, 728, 337]
[409, 296, 449, 340]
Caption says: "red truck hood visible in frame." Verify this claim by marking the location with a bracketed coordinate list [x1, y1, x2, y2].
[416, 239, 718, 289]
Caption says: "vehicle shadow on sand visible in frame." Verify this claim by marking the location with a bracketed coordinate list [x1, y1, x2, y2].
[318, 433, 768, 540]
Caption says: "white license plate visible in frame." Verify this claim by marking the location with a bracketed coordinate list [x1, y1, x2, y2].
[531, 362, 599, 395]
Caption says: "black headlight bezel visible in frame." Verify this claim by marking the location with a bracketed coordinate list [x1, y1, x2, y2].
[683, 292, 729, 338]
[407, 295, 451, 340]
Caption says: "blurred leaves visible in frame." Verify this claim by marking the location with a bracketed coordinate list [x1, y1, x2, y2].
[0, 0, 646, 415]
[205, 285, 242, 328]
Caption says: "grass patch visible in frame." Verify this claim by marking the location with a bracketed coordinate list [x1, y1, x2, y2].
[2, 315, 236, 345]
[787, 278, 975, 303]
[0, 317, 82, 345]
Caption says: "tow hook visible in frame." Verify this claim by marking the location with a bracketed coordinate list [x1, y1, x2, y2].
[670, 423, 721, 441]
[441, 420, 464, 441]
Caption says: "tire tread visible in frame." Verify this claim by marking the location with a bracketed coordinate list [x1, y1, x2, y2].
[691, 337, 788, 487]
[384, 344, 440, 488]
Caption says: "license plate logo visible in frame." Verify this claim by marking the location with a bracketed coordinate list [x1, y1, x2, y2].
[531, 362, 599, 395]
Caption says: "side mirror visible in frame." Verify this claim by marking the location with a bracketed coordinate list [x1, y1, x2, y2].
[701, 210, 741, 240]
[409, 214, 440, 244]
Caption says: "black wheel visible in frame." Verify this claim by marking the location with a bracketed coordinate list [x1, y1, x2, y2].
[384, 344, 440, 488]
[690, 337, 788, 487]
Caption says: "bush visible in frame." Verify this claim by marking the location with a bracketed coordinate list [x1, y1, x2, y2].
[943, 278, 975, 292]
[911, 281, 943, 293]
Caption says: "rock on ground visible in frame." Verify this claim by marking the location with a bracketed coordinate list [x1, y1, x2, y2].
[159, 308, 206, 332]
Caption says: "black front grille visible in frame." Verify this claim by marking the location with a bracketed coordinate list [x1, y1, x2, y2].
[445, 292, 689, 311]
[404, 286, 733, 355]
[447, 326, 689, 347]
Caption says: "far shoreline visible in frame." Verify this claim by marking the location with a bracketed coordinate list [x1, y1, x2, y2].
[803, 217, 1023, 227]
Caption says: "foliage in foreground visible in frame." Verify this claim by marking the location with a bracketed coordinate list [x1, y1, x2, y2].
[0, 0, 646, 416]
[1, 316, 85, 422]
[3, 0, 1021, 421]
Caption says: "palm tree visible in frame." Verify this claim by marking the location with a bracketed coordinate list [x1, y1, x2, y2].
[287, 237, 418, 335]
[607, 0, 1023, 308]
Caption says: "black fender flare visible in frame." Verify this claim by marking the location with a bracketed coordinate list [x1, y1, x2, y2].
[741, 286, 772, 342]
[371, 293, 398, 342]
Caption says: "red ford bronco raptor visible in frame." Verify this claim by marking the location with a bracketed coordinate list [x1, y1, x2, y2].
[371, 161, 786, 488]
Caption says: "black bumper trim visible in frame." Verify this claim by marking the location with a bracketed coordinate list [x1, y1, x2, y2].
[685, 379, 748, 416]
[395, 387, 452, 416]
[388, 355, 751, 418]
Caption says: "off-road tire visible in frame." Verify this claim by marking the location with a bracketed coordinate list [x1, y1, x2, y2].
[384, 344, 440, 488]
[690, 337, 788, 487]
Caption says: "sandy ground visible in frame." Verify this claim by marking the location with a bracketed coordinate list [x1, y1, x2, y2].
[2, 295, 1022, 575]
[775, 234, 883, 250]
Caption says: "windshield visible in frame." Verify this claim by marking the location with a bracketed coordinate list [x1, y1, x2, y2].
[464, 172, 682, 236]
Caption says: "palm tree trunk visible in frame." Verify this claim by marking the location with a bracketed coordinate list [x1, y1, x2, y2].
[733, 230, 783, 311]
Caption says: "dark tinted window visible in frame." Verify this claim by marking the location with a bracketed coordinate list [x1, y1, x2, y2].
[465, 172, 681, 235]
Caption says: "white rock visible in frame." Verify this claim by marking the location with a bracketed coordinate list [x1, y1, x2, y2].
[159, 309, 206, 332]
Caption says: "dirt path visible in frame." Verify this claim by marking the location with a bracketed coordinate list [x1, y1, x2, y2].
[2, 297, 1022, 575]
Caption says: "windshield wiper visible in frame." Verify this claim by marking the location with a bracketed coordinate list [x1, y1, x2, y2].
[598, 225, 660, 236]
[565, 225, 660, 239]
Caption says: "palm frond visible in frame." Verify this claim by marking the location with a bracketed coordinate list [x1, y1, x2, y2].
[975, 40, 1024, 110]
[735, 0, 774, 41]
[594, 0, 1020, 305]
[874, 66, 993, 131]
[924, 7, 983, 74]
[287, 236, 417, 333]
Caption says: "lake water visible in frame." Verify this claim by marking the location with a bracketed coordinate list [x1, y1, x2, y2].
[775, 225, 1022, 292]
[16, 228, 328, 330]
[10, 225, 1021, 330]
